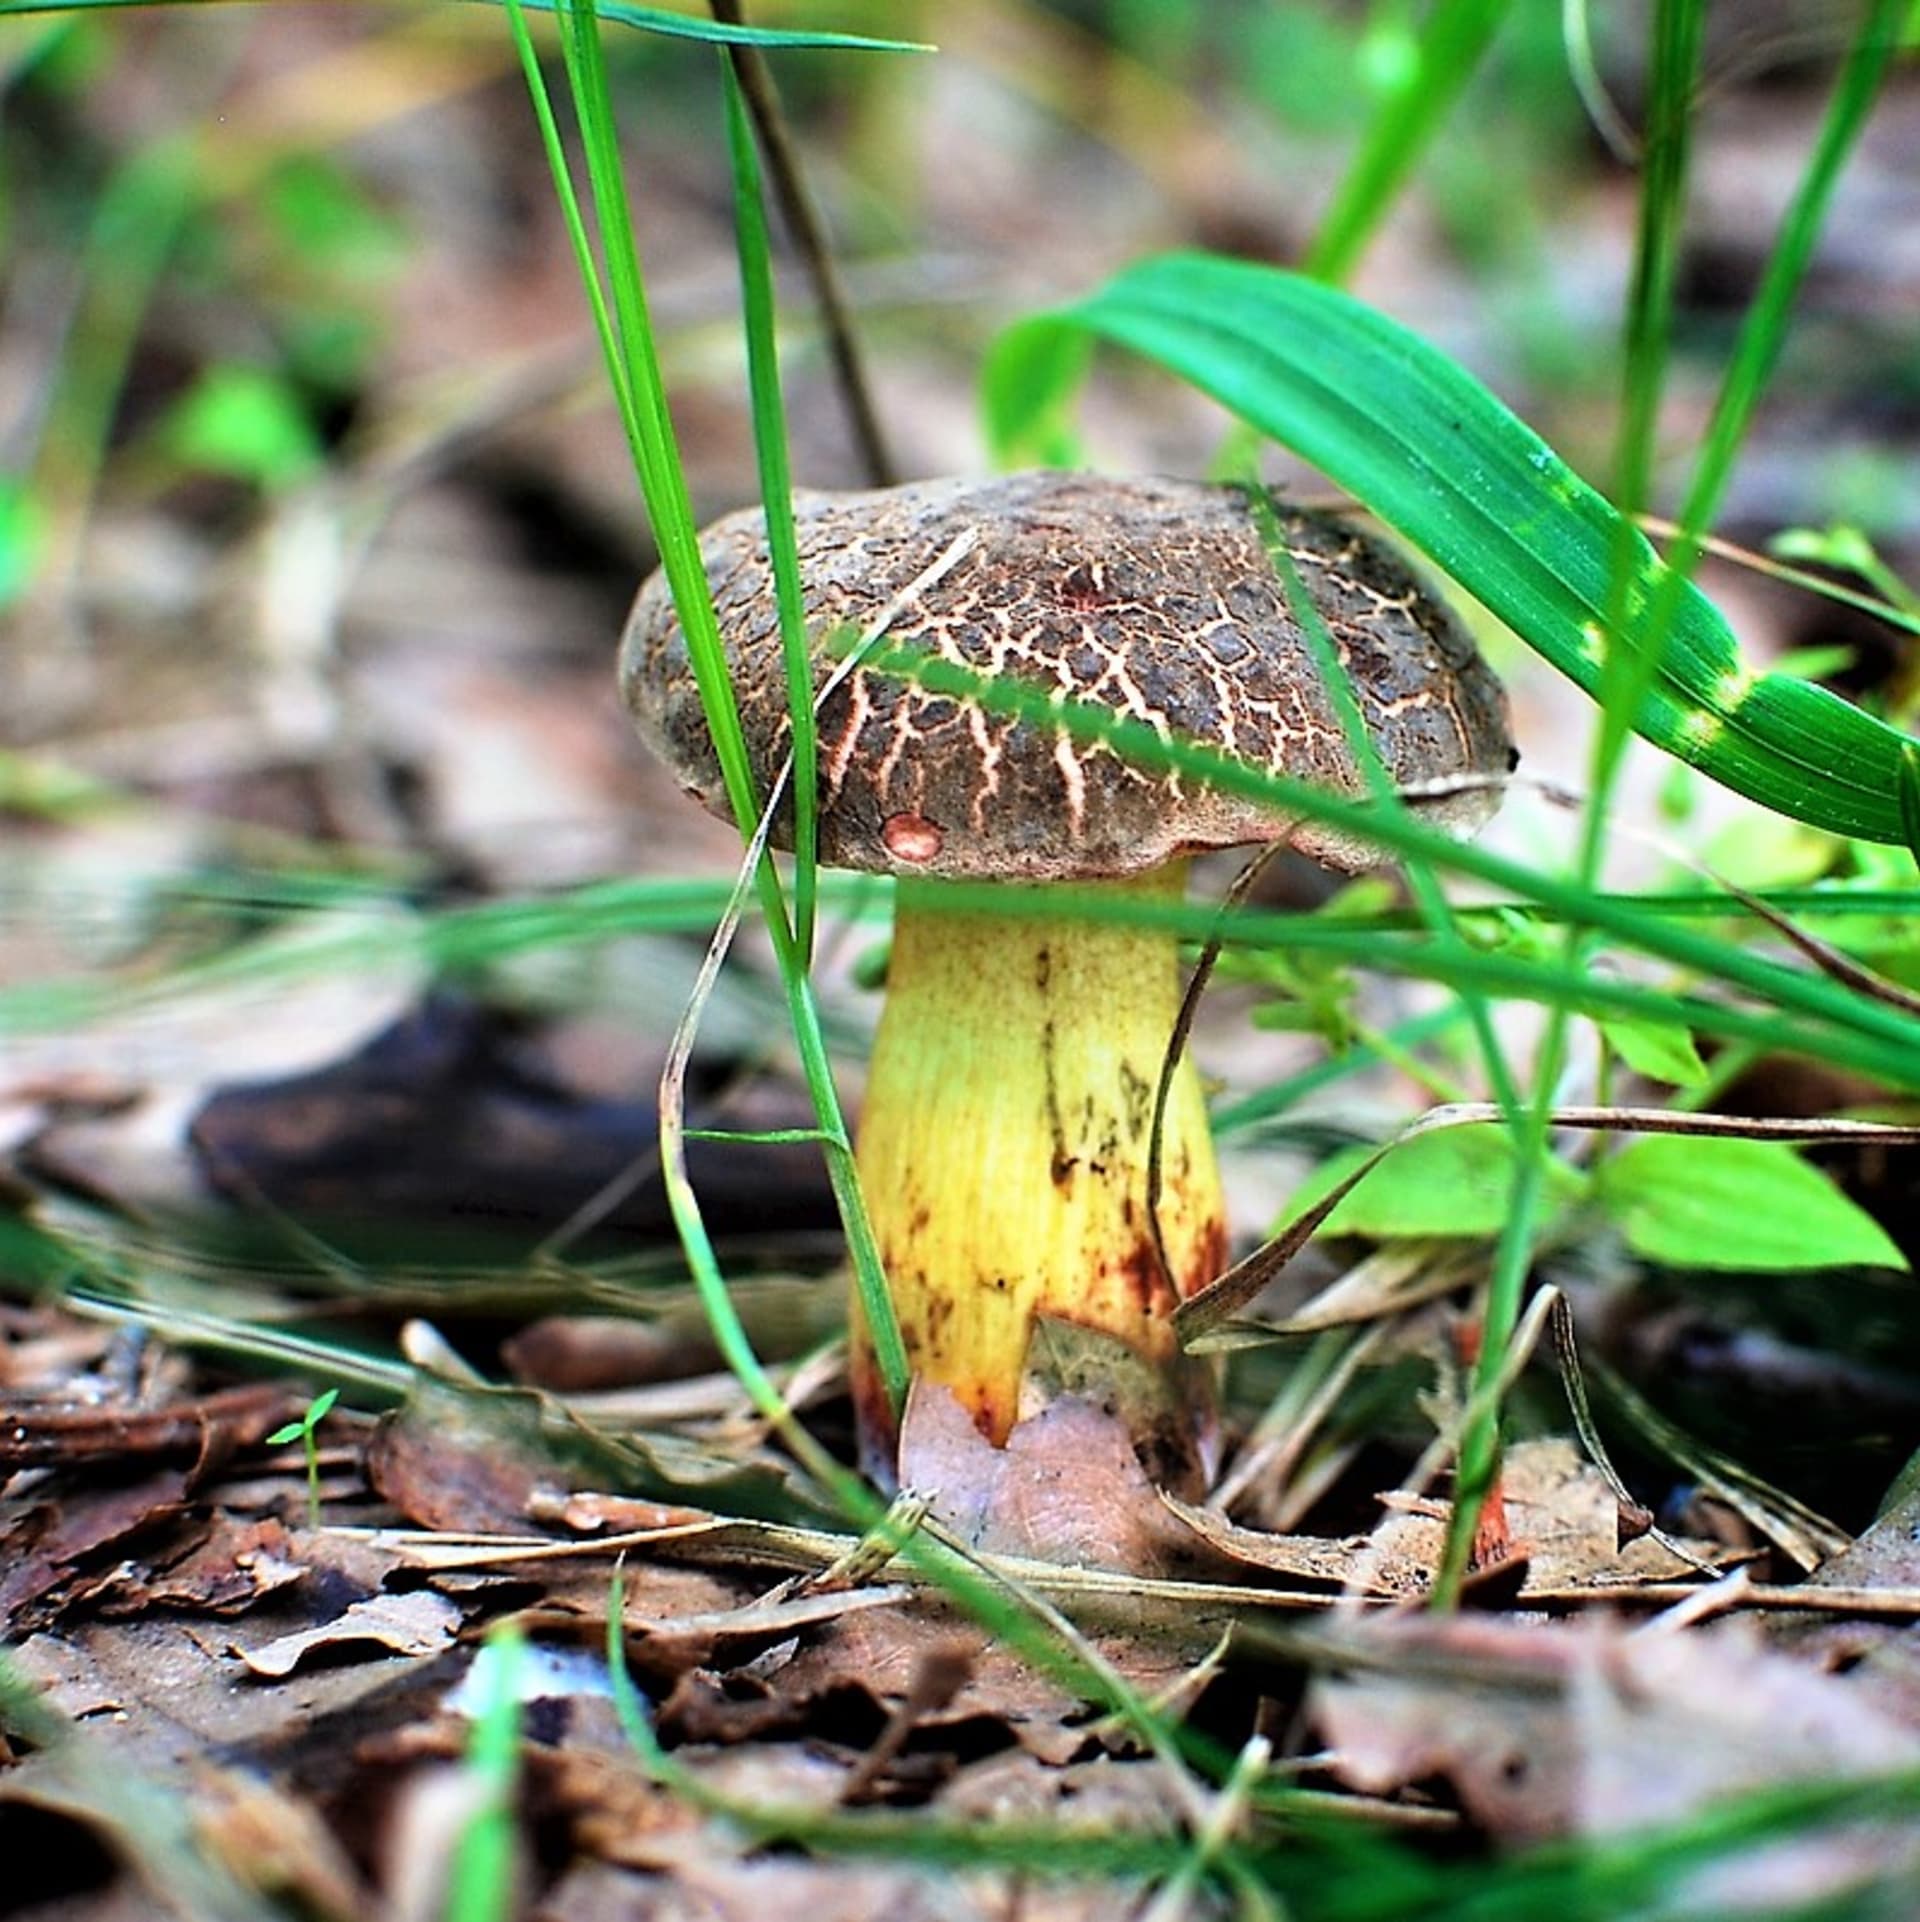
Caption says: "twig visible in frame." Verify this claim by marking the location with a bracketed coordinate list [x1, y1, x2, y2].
[710, 0, 897, 486]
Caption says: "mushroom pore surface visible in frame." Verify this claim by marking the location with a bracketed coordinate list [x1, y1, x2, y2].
[620, 471, 1514, 878]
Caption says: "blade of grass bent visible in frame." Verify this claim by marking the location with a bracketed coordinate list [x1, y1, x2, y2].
[502, 0, 633, 423]
[983, 253, 1918, 844]
[1257, 503, 1537, 1543]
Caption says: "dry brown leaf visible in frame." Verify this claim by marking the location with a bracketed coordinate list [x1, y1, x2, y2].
[1158, 1498, 1390, 1593]
[366, 1394, 560, 1537]
[0, 1467, 195, 1634]
[94, 1514, 306, 1619]
[1171, 1439, 1728, 1600]
[896, 1385, 1200, 1573]
[233, 1588, 463, 1679]
[1573, 1625, 1920, 1907]
[1312, 1612, 1920, 1860]
[193, 1770, 372, 1922]
[541, 1491, 718, 1535]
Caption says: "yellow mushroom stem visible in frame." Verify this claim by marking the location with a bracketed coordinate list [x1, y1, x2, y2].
[850, 861, 1229, 1468]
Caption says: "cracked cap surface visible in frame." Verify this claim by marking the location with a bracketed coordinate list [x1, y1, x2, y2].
[620, 471, 1514, 880]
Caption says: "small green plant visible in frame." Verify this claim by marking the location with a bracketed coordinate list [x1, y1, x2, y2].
[265, 1386, 339, 1530]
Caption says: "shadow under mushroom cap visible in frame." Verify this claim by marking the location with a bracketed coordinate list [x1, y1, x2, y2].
[620, 471, 1514, 882]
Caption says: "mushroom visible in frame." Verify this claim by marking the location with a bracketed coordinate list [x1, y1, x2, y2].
[621, 471, 1511, 1504]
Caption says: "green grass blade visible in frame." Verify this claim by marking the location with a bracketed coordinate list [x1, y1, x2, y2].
[516, 0, 910, 1415]
[444, 1626, 524, 1922]
[1436, 0, 1710, 1612]
[502, 0, 633, 424]
[1303, 0, 1514, 284]
[1245, 491, 1518, 1122]
[553, 0, 763, 842]
[1590, 0, 1704, 799]
[1671, 0, 1904, 559]
[846, 642, 1920, 1086]
[722, 56, 819, 965]
[983, 253, 1917, 843]
[0, 0, 932, 49]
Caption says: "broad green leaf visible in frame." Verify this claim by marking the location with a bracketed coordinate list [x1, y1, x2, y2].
[1595, 1135, 1908, 1273]
[1276, 1123, 1582, 1241]
[983, 253, 1918, 845]
[1598, 1015, 1707, 1089]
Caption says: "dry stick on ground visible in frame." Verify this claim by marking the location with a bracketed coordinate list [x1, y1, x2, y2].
[710, 0, 896, 487]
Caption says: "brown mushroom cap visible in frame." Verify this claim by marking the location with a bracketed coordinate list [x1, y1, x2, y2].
[620, 471, 1513, 881]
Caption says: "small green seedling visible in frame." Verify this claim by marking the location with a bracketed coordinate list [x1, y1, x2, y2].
[267, 1387, 339, 1529]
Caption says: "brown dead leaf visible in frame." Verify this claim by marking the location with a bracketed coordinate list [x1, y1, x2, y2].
[539, 1490, 717, 1535]
[531, 1745, 695, 1872]
[759, 1590, 1203, 1771]
[0, 1466, 194, 1634]
[896, 1385, 1199, 1573]
[1171, 1439, 1726, 1601]
[1159, 1499, 1389, 1593]
[233, 1588, 463, 1679]
[366, 1371, 813, 1537]
[1312, 1612, 1920, 1861]
[94, 1514, 305, 1618]
[1573, 1625, 1920, 1908]
[529, 1569, 913, 1688]
[193, 1770, 371, 1922]
[367, 1418, 540, 1537]
[1797, 1479, 1920, 1600]
[941, 1747, 1193, 1836]
[1312, 1616, 1577, 1840]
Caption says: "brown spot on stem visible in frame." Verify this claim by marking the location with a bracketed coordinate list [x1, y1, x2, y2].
[1040, 1018, 1069, 1182]
[1111, 1237, 1177, 1317]
[1181, 1215, 1231, 1300]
